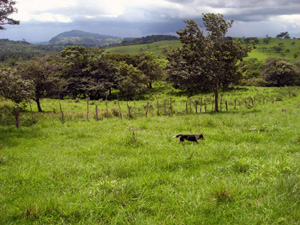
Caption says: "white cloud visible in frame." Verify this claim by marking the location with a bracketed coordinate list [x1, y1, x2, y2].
[3, 0, 300, 42]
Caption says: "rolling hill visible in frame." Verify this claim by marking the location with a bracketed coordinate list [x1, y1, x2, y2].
[1, 35, 300, 63]
[105, 37, 300, 62]
[48, 30, 123, 47]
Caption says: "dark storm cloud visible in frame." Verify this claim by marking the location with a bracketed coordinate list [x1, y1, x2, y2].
[3, 0, 300, 42]
[162, 0, 300, 21]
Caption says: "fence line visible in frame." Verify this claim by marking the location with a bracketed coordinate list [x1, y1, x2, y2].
[12, 87, 299, 127]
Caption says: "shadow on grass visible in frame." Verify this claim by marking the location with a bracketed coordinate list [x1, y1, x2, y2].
[0, 126, 42, 150]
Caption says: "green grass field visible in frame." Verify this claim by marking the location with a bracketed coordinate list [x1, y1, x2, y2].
[247, 38, 300, 62]
[1, 86, 300, 224]
[105, 38, 300, 63]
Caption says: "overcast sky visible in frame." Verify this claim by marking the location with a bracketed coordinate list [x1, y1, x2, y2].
[1, 0, 300, 43]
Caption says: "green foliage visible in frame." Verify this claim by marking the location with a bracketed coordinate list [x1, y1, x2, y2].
[0, 65, 33, 103]
[261, 57, 300, 86]
[239, 58, 266, 86]
[18, 56, 58, 112]
[117, 62, 149, 98]
[136, 52, 165, 88]
[0, 0, 19, 30]
[167, 13, 253, 111]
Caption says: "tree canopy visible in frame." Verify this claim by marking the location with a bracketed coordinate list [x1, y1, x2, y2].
[0, 0, 19, 30]
[261, 57, 299, 87]
[167, 13, 253, 111]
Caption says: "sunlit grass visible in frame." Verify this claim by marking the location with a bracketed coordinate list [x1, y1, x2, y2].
[1, 86, 300, 224]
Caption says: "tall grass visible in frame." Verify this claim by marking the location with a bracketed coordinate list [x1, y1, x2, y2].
[1, 87, 300, 224]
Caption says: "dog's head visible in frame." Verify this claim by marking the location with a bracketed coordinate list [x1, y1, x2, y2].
[197, 134, 205, 140]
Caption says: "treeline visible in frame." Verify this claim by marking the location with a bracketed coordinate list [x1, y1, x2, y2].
[118, 35, 179, 46]
[0, 46, 164, 112]
[1, 45, 300, 112]
[0, 39, 63, 62]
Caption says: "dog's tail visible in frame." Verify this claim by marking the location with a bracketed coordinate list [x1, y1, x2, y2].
[173, 134, 182, 138]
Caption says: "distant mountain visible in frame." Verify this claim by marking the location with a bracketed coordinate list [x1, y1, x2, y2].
[54, 30, 116, 39]
[48, 30, 123, 47]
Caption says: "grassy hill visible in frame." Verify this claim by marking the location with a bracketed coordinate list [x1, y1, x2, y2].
[48, 30, 123, 47]
[1, 37, 300, 63]
[105, 40, 182, 57]
[247, 38, 300, 62]
[105, 38, 300, 62]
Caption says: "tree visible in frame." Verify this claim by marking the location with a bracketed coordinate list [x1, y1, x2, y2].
[19, 56, 57, 112]
[239, 59, 266, 86]
[59, 46, 89, 98]
[167, 13, 252, 111]
[0, 65, 33, 103]
[59, 46, 121, 99]
[117, 62, 149, 99]
[261, 57, 299, 87]
[0, 0, 19, 30]
[85, 49, 119, 99]
[136, 52, 164, 89]
[276, 32, 290, 39]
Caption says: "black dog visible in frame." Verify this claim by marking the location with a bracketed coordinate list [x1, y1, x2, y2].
[173, 134, 205, 144]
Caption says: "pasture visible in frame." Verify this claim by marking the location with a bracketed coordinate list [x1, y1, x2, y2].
[105, 38, 300, 63]
[1, 86, 300, 224]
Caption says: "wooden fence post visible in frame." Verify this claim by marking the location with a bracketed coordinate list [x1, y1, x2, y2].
[169, 98, 173, 116]
[95, 105, 98, 121]
[156, 98, 160, 116]
[86, 97, 90, 121]
[29, 102, 34, 125]
[59, 98, 64, 124]
[145, 102, 149, 118]
[118, 101, 122, 119]
[127, 102, 133, 119]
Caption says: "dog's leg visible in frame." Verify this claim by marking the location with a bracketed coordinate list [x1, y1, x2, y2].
[180, 137, 184, 143]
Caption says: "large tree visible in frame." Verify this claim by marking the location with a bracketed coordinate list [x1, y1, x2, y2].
[117, 62, 149, 99]
[85, 48, 119, 99]
[59, 46, 89, 98]
[19, 56, 57, 112]
[0, 0, 19, 30]
[59, 46, 120, 99]
[167, 13, 253, 112]
[136, 52, 164, 89]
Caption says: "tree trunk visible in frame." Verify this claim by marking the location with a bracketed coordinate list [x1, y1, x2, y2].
[148, 82, 153, 89]
[36, 97, 43, 112]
